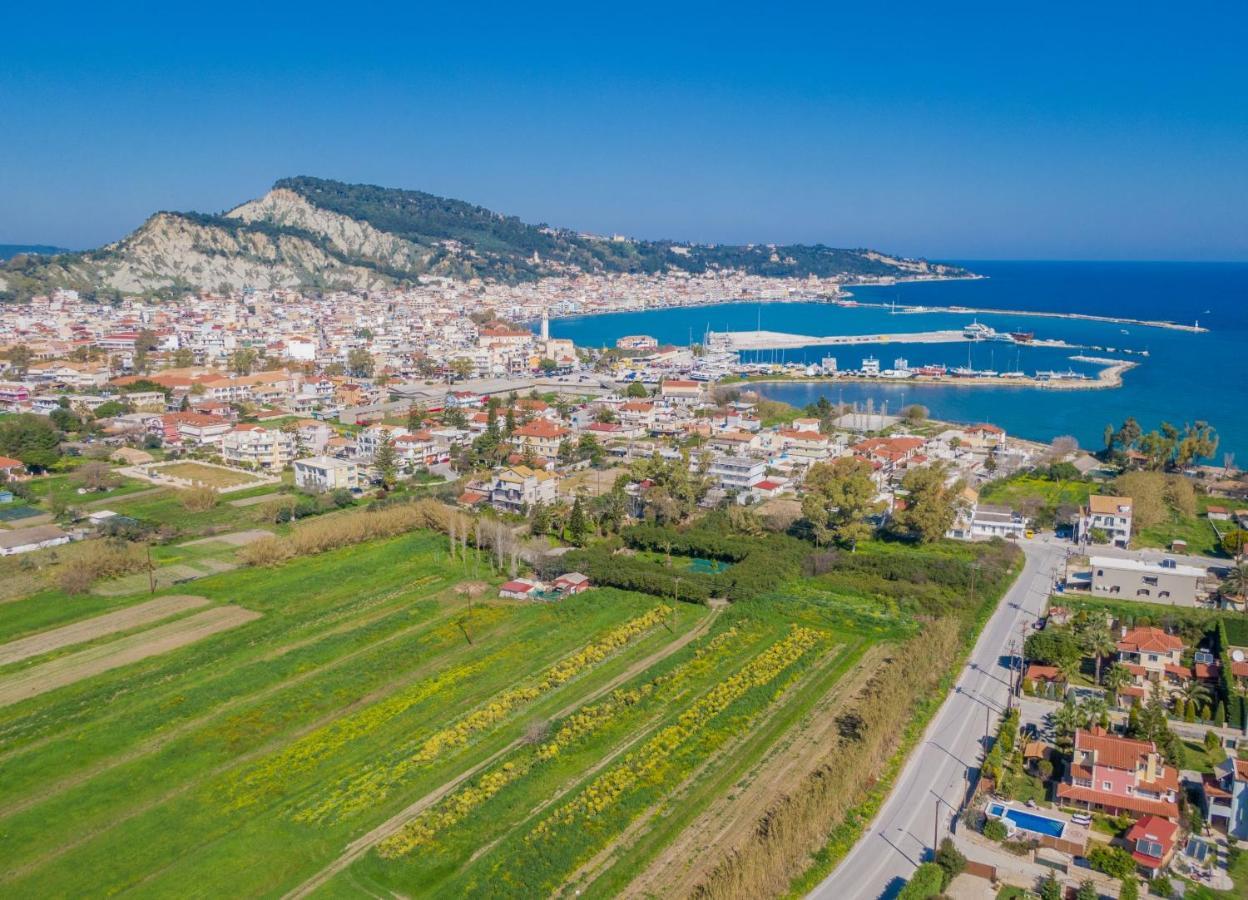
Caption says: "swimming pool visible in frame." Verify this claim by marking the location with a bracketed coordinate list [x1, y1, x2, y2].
[987, 803, 1066, 839]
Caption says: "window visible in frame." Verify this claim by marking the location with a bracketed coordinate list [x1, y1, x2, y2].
[1103, 781, 1113, 790]
[1138, 589, 1151, 596]
[1143, 576, 1159, 586]
[1097, 569, 1104, 577]
[1159, 591, 1171, 599]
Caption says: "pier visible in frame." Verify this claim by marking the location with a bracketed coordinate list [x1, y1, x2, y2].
[709, 329, 1079, 351]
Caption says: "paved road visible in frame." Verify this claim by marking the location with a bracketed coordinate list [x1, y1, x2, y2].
[808, 539, 1065, 900]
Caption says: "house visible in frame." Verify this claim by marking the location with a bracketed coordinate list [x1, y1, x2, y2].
[1024, 663, 1066, 696]
[1207, 506, 1232, 522]
[659, 379, 704, 406]
[1202, 756, 1248, 839]
[1076, 495, 1134, 548]
[499, 578, 539, 599]
[489, 466, 558, 513]
[511, 419, 570, 459]
[1056, 727, 1180, 819]
[0, 456, 28, 481]
[154, 412, 232, 447]
[294, 456, 362, 493]
[1124, 815, 1179, 878]
[553, 572, 591, 595]
[949, 490, 1027, 541]
[1091, 556, 1207, 606]
[1115, 626, 1190, 696]
[0, 524, 71, 556]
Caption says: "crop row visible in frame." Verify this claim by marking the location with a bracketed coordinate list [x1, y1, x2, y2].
[532, 625, 820, 836]
[376, 627, 746, 859]
[293, 605, 672, 825]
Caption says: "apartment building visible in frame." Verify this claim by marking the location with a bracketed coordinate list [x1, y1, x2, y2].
[294, 456, 362, 493]
[1091, 557, 1207, 606]
[220, 424, 296, 470]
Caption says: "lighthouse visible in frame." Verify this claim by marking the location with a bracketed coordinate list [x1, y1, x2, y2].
[540, 311, 550, 341]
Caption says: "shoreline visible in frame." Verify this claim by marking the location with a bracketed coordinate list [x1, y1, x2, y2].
[725, 359, 1137, 391]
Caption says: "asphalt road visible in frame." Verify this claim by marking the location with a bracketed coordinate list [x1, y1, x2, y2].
[808, 538, 1065, 900]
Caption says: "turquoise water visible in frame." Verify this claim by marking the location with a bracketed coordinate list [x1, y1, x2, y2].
[547, 261, 1248, 458]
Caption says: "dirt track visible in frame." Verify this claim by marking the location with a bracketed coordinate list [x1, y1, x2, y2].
[0, 596, 210, 667]
[0, 605, 260, 708]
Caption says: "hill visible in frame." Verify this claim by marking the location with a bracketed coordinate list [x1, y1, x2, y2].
[0, 244, 71, 262]
[0, 177, 969, 298]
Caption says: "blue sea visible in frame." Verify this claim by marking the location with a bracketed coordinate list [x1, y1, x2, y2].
[547, 261, 1248, 460]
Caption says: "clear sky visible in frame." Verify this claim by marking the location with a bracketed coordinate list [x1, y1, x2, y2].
[2, 1, 1245, 260]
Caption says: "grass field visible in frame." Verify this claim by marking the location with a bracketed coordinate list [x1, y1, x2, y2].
[0, 524, 1018, 898]
[978, 473, 1093, 511]
[155, 461, 269, 489]
[1135, 493, 1229, 557]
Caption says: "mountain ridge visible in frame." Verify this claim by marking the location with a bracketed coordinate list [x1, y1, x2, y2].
[0, 177, 969, 299]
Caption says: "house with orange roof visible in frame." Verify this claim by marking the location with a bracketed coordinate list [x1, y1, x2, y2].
[511, 419, 570, 459]
[1124, 815, 1179, 878]
[1076, 494, 1134, 548]
[1056, 727, 1180, 819]
[1115, 625, 1190, 697]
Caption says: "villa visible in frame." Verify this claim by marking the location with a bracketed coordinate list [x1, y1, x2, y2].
[1055, 727, 1180, 819]
[1125, 815, 1180, 879]
[1115, 626, 1190, 699]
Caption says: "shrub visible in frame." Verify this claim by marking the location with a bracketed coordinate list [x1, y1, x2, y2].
[1087, 844, 1135, 879]
[1037, 872, 1062, 900]
[180, 486, 219, 511]
[983, 818, 1009, 841]
[52, 539, 147, 594]
[1076, 881, 1097, 900]
[897, 862, 944, 899]
[1118, 877, 1138, 900]
[1149, 875, 1173, 898]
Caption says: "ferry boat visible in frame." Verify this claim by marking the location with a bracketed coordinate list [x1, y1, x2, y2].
[963, 320, 996, 340]
[1035, 369, 1089, 381]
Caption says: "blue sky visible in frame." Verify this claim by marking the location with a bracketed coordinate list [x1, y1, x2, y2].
[2, 1, 1245, 260]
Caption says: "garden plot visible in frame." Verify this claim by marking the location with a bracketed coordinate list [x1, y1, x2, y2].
[0, 605, 260, 707]
[0, 595, 210, 666]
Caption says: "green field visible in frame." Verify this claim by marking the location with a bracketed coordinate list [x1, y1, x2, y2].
[0, 522, 1019, 898]
[978, 474, 1093, 511]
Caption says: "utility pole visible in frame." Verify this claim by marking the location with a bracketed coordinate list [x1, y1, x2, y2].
[933, 796, 941, 853]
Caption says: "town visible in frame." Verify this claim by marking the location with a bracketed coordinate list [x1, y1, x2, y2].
[0, 283, 1243, 900]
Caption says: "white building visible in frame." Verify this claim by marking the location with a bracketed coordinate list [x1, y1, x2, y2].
[708, 455, 767, 492]
[294, 456, 362, 493]
[1076, 495, 1134, 548]
[220, 425, 296, 470]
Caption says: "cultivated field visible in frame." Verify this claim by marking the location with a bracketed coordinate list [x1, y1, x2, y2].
[155, 461, 269, 489]
[0, 528, 1018, 897]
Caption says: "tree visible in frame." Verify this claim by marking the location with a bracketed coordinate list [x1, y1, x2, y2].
[801, 457, 881, 549]
[529, 501, 553, 536]
[1118, 878, 1139, 900]
[0, 414, 61, 470]
[903, 404, 928, 425]
[406, 403, 427, 432]
[1102, 662, 1132, 706]
[1080, 622, 1117, 684]
[538, 358, 558, 375]
[1175, 421, 1218, 468]
[4, 344, 34, 375]
[897, 863, 944, 899]
[625, 380, 649, 398]
[1037, 873, 1061, 900]
[347, 348, 375, 378]
[1088, 844, 1135, 879]
[1221, 561, 1248, 607]
[173, 347, 195, 367]
[1075, 881, 1097, 900]
[982, 818, 1008, 842]
[1221, 529, 1248, 560]
[73, 461, 118, 492]
[449, 358, 474, 381]
[373, 433, 398, 488]
[230, 347, 258, 375]
[891, 464, 964, 543]
[933, 837, 965, 888]
[568, 495, 590, 545]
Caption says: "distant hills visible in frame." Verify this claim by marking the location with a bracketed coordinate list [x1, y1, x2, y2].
[0, 176, 969, 299]
[0, 244, 71, 262]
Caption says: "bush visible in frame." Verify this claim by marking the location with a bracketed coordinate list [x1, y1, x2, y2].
[897, 862, 944, 899]
[53, 539, 147, 594]
[1038, 872, 1062, 900]
[934, 836, 965, 887]
[1087, 843, 1135, 879]
[983, 818, 1009, 841]
[1118, 877, 1138, 900]
[179, 486, 219, 511]
[1148, 875, 1173, 898]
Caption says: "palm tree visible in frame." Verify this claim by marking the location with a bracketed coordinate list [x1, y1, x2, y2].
[1180, 680, 1213, 711]
[1051, 699, 1084, 746]
[1081, 624, 1118, 685]
[1222, 561, 1248, 608]
[1102, 663, 1133, 707]
[1080, 695, 1110, 730]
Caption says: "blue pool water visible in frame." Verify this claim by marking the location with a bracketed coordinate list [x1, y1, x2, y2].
[988, 802, 1066, 838]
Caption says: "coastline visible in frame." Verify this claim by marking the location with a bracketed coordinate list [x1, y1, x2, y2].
[726, 359, 1137, 391]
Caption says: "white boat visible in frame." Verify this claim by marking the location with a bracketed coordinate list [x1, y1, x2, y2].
[963, 320, 996, 340]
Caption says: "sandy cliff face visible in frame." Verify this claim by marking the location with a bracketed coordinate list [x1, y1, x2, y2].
[227, 188, 432, 274]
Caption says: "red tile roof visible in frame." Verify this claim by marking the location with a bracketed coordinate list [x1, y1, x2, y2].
[1055, 783, 1179, 818]
[1118, 626, 1184, 654]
